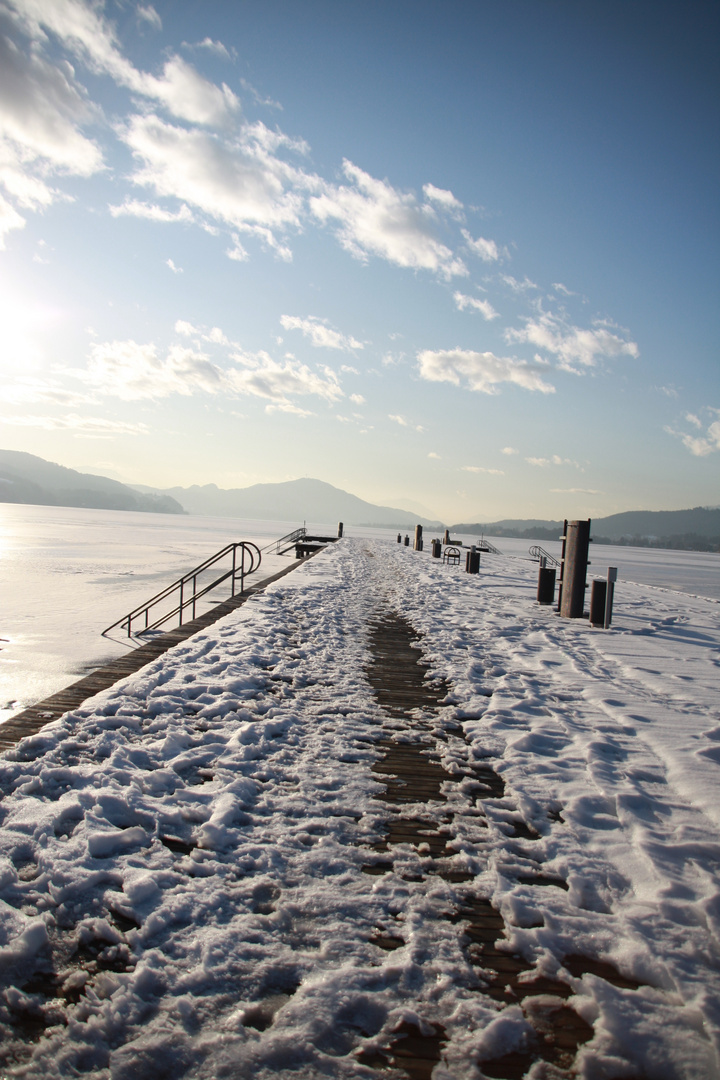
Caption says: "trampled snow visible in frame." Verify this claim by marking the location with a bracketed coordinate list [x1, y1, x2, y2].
[0, 538, 718, 1078]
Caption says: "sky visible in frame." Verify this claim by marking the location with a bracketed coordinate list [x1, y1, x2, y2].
[0, 0, 717, 524]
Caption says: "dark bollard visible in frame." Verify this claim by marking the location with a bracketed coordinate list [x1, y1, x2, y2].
[559, 519, 591, 618]
[537, 566, 556, 605]
[414, 524, 423, 551]
[397, 533, 402, 543]
[404, 535, 410, 547]
[431, 539, 441, 558]
[443, 528, 450, 546]
[590, 568, 617, 627]
[589, 580, 607, 625]
[337, 521, 344, 538]
[466, 546, 480, 574]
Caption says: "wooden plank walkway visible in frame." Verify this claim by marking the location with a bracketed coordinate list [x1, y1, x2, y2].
[0, 557, 308, 753]
[360, 611, 640, 1080]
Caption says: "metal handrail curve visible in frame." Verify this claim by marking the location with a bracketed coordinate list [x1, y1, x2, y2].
[529, 544, 560, 567]
[102, 540, 261, 641]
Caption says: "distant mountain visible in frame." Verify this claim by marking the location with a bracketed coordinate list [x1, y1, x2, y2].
[0, 450, 184, 515]
[132, 477, 442, 528]
[449, 508, 720, 551]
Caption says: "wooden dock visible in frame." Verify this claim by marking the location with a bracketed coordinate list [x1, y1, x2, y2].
[0, 558, 307, 753]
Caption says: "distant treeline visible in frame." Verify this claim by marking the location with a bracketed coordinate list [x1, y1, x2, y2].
[592, 533, 720, 553]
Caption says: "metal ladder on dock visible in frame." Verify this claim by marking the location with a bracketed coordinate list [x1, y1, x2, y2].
[102, 540, 262, 642]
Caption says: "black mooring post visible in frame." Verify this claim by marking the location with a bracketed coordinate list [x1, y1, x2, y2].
[414, 524, 423, 551]
[557, 519, 568, 612]
[337, 521, 344, 538]
[431, 539, 441, 558]
[560, 519, 591, 618]
[537, 566, 556, 605]
[397, 533, 402, 543]
[404, 534, 410, 547]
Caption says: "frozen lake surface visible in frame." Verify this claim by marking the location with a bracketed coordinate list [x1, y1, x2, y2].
[0, 504, 717, 723]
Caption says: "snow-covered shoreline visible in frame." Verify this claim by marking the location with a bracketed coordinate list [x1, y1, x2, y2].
[0, 539, 718, 1078]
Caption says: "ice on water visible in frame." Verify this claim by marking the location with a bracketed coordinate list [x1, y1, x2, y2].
[0, 535, 718, 1078]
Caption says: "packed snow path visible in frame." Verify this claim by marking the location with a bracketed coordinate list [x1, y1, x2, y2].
[0, 539, 718, 1079]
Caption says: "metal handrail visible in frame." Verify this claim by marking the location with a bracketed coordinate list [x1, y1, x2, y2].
[264, 526, 307, 555]
[478, 538, 501, 554]
[529, 544, 560, 567]
[102, 540, 261, 641]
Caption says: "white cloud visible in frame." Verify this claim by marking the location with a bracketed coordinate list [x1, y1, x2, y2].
[8, 0, 238, 126]
[280, 315, 362, 351]
[109, 198, 194, 223]
[501, 446, 518, 455]
[166, 258, 182, 273]
[526, 455, 580, 468]
[453, 291, 499, 320]
[121, 114, 306, 245]
[552, 282, 575, 296]
[174, 319, 198, 336]
[423, 183, 463, 212]
[229, 351, 342, 407]
[461, 229, 499, 262]
[0, 28, 103, 230]
[0, 190, 25, 246]
[665, 412, 720, 457]
[65, 332, 344, 410]
[461, 466, 504, 475]
[195, 38, 232, 60]
[137, 5, 162, 31]
[502, 274, 538, 292]
[2, 412, 147, 436]
[428, 452, 441, 459]
[388, 413, 424, 432]
[417, 348, 555, 395]
[550, 488, 601, 494]
[78, 340, 226, 400]
[0, 377, 94, 406]
[349, 393, 365, 405]
[310, 160, 467, 279]
[506, 310, 639, 372]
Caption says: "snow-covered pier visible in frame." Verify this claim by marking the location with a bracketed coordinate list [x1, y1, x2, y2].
[0, 539, 718, 1079]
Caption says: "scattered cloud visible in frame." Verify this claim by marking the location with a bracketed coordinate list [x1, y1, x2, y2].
[8, 0, 238, 126]
[120, 114, 306, 250]
[417, 348, 555, 395]
[461, 466, 504, 475]
[0, 377, 94, 406]
[552, 282, 575, 296]
[461, 229, 499, 262]
[137, 5, 162, 31]
[665, 410, 720, 456]
[501, 446, 518, 455]
[109, 199, 194, 223]
[506, 310, 639, 372]
[0, 28, 103, 241]
[77, 340, 226, 400]
[1, 412, 147, 437]
[657, 384, 679, 398]
[389, 413, 424, 432]
[166, 258, 182, 273]
[280, 314, 363, 351]
[423, 183, 463, 213]
[550, 487, 601, 494]
[193, 38, 231, 60]
[310, 160, 467, 279]
[428, 452, 441, 459]
[349, 393, 365, 404]
[526, 455, 580, 468]
[453, 291, 499, 320]
[501, 274, 538, 292]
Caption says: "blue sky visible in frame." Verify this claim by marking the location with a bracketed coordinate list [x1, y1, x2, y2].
[0, 0, 717, 522]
